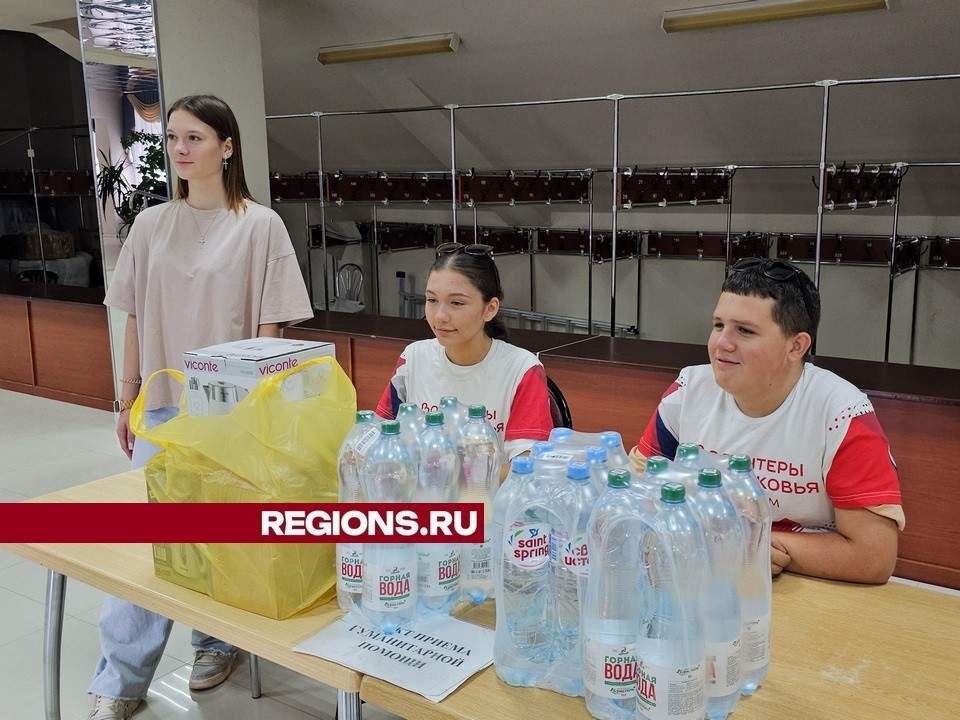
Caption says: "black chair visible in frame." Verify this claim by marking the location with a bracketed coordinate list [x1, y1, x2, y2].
[17, 269, 59, 284]
[546, 375, 573, 429]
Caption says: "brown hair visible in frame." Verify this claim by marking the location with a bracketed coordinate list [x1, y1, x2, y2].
[166, 94, 255, 213]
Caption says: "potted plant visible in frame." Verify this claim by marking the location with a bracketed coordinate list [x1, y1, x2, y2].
[96, 130, 167, 239]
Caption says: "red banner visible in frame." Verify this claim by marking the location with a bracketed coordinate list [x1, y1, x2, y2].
[0, 503, 485, 543]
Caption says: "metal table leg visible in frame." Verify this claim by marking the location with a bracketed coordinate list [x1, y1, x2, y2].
[337, 690, 361, 720]
[43, 570, 66, 720]
[249, 653, 262, 699]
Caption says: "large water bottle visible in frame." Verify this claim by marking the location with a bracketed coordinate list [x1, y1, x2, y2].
[693, 469, 744, 720]
[671, 443, 704, 493]
[636, 455, 671, 493]
[458, 404, 503, 603]
[361, 420, 418, 634]
[724, 454, 772, 696]
[636, 483, 708, 720]
[585, 446, 610, 494]
[493, 456, 554, 687]
[544, 460, 597, 697]
[599, 431, 631, 470]
[439, 395, 469, 440]
[417, 411, 462, 618]
[397, 402, 425, 468]
[336, 410, 379, 613]
[582, 469, 647, 720]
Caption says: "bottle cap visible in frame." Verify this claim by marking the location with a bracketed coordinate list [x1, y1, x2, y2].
[511, 456, 534, 474]
[356, 410, 375, 423]
[647, 456, 668, 473]
[607, 469, 631, 488]
[676, 444, 700, 462]
[661, 483, 685, 503]
[599, 431, 622, 448]
[729, 454, 752, 472]
[439, 396, 458, 407]
[531, 441, 555, 457]
[424, 411, 444, 426]
[380, 420, 401, 435]
[567, 461, 590, 481]
[398, 403, 418, 416]
[551, 428, 573, 442]
[468, 404, 487, 419]
[585, 445, 607, 462]
[698, 468, 722, 488]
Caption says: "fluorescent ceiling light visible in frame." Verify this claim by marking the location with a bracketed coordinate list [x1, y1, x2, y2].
[662, 0, 888, 33]
[317, 33, 460, 65]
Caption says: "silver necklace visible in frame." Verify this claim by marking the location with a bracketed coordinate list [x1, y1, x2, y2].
[182, 202, 222, 248]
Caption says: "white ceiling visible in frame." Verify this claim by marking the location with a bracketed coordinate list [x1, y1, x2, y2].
[6, 0, 960, 216]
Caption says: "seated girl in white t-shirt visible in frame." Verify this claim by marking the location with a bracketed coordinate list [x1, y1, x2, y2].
[376, 242, 553, 460]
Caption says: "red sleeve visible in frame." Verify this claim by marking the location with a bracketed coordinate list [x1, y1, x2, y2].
[375, 356, 405, 419]
[825, 412, 901, 509]
[636, 381, 681, 457]
[504, 365, 552, 442]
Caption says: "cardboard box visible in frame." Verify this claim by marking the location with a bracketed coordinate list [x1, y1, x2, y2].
[183, 337, 336, 417]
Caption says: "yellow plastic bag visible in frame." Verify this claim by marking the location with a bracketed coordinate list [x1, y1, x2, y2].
[133, 356, 356, 619]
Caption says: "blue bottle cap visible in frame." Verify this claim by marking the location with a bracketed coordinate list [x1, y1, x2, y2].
[585, 445, 607, 462]
[599, 431, 622, 448]
[567, 461, 590, 481]
[511, 456, 534, 474]
[550, 428, 573, 442]
[531, 441, 556, 457]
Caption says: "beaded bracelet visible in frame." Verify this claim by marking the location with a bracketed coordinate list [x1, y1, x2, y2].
[120, 377, 142, 385]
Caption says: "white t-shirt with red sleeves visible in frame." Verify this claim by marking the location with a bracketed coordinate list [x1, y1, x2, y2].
[376, 338, 553, 458]
[637, 363, 903, 533]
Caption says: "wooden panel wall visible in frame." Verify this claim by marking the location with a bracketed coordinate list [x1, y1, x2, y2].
[0, 296, 34, 386]
[351, 337, 408, 412]
[284, 327, 353, 379]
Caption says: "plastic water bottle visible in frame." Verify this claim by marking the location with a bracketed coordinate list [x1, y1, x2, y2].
[493, 456, 554, 687]
[458, 404, 503, 603]
[585, 446, 610, 494]
[582, 469, 647, 720]
[361, 420, 418, 634]
[397, 402, 425, 468]
[599, 431, 631, 470]
[549, 427, 574, 444]
[671, 443, 704, 492]
[439, 395, 468, 440]
[544, 460, 597, 696]
[724, 454, 772, 696]
[693, 469, 744, 720]
[636, 483, 708, 720]
[637, 455, 671, 493]
[336, 410, 379, 613]
[531, 441, 556, 458]
[417, 411, 461, 618]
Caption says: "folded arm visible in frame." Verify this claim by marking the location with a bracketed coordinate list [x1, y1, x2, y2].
[772, 507, 899, 584]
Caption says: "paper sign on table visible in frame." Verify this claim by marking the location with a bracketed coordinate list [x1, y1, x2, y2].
[294, 614, 494, 702]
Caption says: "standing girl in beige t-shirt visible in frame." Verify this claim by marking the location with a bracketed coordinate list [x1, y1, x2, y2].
[92, 95, 312, 720]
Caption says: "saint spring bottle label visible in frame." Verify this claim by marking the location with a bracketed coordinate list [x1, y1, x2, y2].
[505, 522, 550, 569]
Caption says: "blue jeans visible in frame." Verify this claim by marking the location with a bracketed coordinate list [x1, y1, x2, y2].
[89, 406, 236, 700]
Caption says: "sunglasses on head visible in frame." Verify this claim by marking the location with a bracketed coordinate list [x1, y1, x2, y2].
[436, 242, 495, 258]
[732, 257, 801, 282]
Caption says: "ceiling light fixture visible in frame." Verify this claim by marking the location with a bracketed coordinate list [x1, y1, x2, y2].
[662, 0, 888, 33]
[317, 33, 460, 65]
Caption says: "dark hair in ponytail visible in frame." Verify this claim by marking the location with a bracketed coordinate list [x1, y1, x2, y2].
[430, 251, 508, 340]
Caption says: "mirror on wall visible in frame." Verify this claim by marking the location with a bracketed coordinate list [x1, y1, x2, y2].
[75, 0, 168, 391]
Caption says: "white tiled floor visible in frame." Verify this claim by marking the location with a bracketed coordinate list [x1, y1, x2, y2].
[0, 389, 403, 720]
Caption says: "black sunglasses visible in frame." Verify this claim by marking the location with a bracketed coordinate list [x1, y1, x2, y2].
[732, 257, 801, 282]
[436, 242, 494, 258]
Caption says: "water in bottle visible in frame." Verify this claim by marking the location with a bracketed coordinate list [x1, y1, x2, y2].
[693, 469, 744, 720]
[417, 411, 461, 617]
[493, 456, 554, 687]
[582, 469, 648, 720]
[397, 402, 425, 468]
[585, 446, 610, 494]
[361, 420, 418, 634]
[724, 454, 772, 696]
[599, 431, 632, 470]
[458, 404, 503, 603]
[336, 410, 379, 613]
[544, 460, 597, 696]
[636, 483, 708, 720]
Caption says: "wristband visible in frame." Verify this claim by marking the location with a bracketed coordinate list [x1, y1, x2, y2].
[115, 399, 136, 411]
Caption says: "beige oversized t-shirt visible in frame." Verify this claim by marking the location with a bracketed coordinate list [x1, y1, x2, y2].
[105, 199, 313, 409]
